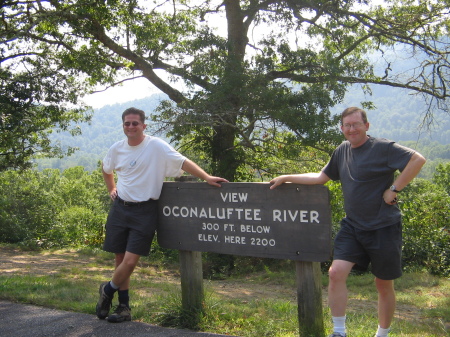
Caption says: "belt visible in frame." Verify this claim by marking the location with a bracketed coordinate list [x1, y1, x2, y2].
[116, 196, 156, 207]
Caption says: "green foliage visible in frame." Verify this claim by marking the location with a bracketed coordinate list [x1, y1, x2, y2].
[50, 206, 105, 247]
[433, 162, 450, 195]
[326, 180, 346, 228]
[0, 170, 56, 244]
[400, 178, 450, 277]
[0, 167, 109, 248]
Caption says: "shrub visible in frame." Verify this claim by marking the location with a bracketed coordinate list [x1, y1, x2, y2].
[400, 179, 450, 277]
[0, 167, 108, 248]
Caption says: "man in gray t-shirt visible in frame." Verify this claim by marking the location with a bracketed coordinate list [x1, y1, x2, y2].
[270, 107, 426, 337]
[323, 136, 414, 230]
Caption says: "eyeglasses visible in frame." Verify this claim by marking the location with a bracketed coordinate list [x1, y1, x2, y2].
[123, 121, 142, 127]
[342, 122, 365, 129]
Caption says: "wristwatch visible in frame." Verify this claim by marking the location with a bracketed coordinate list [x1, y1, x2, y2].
[390, 185, 401, 193]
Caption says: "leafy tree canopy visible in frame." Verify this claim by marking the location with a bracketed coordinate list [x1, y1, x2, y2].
[3, 0, 450, 179]
[0, 3, 93, 171]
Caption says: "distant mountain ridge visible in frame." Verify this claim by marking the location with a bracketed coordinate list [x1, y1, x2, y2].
[36, 88, 449, 172]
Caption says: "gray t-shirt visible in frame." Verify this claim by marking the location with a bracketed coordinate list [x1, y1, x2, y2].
[322, 136, 414, 230]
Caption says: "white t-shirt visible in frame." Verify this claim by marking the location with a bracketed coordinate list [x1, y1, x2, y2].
[103, 135, 186, 201]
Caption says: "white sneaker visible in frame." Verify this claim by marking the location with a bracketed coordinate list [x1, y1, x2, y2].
[329, 333, 347, 337]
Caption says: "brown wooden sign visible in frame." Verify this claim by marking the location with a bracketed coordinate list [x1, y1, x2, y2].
[156, 182, 331, 262]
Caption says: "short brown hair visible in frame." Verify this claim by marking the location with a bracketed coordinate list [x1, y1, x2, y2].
[122, 107, 146, 123]
[341, 107, 368, 125]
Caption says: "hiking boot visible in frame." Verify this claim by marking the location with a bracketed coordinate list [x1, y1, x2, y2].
[107, 303, 132, 323]
[329, 333, 347, 337]
[96, 282, 113, 319]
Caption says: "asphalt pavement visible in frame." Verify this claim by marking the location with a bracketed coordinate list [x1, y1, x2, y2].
[0, 300, 238, 337]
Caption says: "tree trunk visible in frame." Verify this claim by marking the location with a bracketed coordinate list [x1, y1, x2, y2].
[208, 0, 249, 180]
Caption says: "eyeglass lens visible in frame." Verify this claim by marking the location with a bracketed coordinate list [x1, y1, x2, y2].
[123, 121, 140, 126]
[343, 122, 364, 129]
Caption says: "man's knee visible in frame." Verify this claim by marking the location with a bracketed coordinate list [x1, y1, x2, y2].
[328, 260, 354, 283]
[122, 252, 140, 268]
[375, 278, 395, 294]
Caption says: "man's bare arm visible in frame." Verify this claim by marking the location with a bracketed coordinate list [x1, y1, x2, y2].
[181, 159, 229, 187]
[270, 171, 330, 189]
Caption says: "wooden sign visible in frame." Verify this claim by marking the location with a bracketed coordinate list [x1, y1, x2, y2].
[157, 182, 331, 262]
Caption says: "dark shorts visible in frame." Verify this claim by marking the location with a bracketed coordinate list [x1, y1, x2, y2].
[333, 220, 403, 280]
[103, 198, 158, 256]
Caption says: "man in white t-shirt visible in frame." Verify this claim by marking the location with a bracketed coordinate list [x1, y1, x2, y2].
[96, 107, 228, 323]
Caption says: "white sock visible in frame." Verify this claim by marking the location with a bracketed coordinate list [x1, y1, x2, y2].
[376, 325, 390, 337]
[110, 280, 120, 290]
[332, 316, 346, 334]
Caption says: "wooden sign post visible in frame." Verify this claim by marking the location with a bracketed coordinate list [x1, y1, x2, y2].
[157, 182, 331, 337]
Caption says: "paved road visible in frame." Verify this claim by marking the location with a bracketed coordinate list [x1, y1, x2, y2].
[0, 301, 238, 337]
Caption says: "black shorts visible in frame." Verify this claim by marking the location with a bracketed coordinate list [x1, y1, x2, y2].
[333, 220, 403, 280]
[103, 199, 158, 256]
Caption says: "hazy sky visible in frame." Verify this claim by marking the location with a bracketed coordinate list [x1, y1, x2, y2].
[81, 77, 161, 109]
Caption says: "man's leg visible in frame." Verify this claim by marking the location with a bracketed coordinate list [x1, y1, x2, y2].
[328, 259, 354, 316]
[328, 259, 354, 336]
[369, 223, 401, 336]
[375, 278, 396, 329]
[96, 251, 141, 319]
[112, 251, 140, 289]
[105, 252, 139, 323]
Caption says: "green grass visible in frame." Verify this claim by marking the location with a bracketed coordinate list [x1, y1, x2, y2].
[0, 246, 448, 337]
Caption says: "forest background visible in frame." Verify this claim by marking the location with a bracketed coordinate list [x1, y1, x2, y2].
[1, 1, 450, 335]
